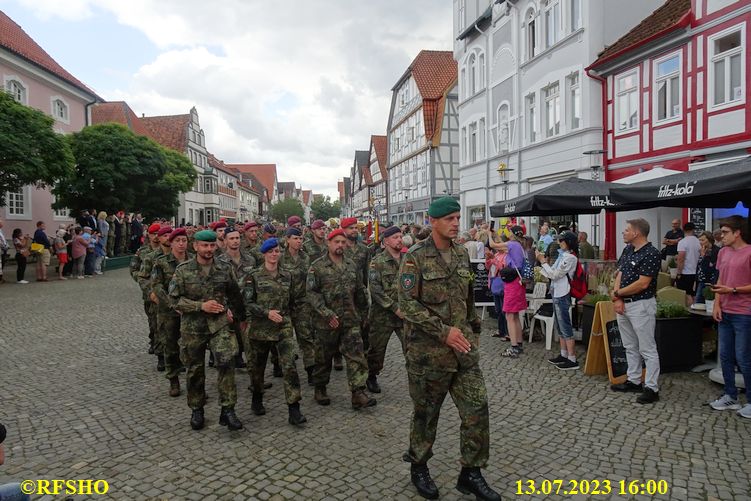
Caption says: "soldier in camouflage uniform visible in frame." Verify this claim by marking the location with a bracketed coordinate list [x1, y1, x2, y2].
[365, 225, 405, 395]
[242, 237, 307, 426]
[397, 197, 500, 501]
[241, 221, 263, 264]
[307, 229, 376, 410]
[216, 225, 256, 369]
[138, 226, 170, 371]
[341, 218, 372, 356]
[130, 223, 161, 355]
[212, 221, 227, 257]
[106, 214, 116, 257]
[303, 219, 327, 261]
[280, 227, 316, 385]
[120, 214, 131, 256]
[151, 228, 190, 397]
[168, 230, 245, 431]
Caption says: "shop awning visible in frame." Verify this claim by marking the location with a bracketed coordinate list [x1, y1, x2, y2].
[489, 177, 616, 217]
[609, 157, 751, 210]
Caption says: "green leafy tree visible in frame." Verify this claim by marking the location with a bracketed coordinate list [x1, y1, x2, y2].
[54, 124, 196, 220]
[269, 197, 305, 223]
[310, 195, 342, 221]
[0, 91, 75, 206]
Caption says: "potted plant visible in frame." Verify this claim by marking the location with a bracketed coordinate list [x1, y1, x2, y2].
[703, 287, 715, 314]
[655, 300, 703, 372]
[580, 293, 611, 347]
[667, 257, 678, 279]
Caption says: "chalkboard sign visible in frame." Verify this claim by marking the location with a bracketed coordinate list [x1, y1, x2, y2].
[471, 259, 494, 307]
[605, 319, 628, 379]
[690, 207, 706, 232]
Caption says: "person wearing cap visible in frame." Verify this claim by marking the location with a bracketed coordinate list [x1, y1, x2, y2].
[241, 221, 262, 259]
[341, 216, 372, 364]
[303, 220, 328, 262]
[217, 225, 257, 369]
[242, 237, 307, 426]
[306, 228, 376, 410]
[262, 223, 277, 242]
[280, 227, 316, 384]
[537, 231, 580, 370]
[365, 225, 405, 395]
[130, 223, 162, 355]
[213, 221, 227, 256]
[398, 197, 500, 501]
[168, 229, 246, 431]
[138, 225, 171, 371]
[287, 215, 303, 230]
[150, 228, 191, 396]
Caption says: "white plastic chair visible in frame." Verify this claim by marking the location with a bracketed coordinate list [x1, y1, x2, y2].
[523, 282, 548, 330]
[529, 296, 574, 350]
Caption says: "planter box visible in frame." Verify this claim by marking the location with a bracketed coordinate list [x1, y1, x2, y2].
[655, 317, 703, 372]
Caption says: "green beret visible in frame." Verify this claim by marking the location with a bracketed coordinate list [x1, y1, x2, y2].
[194, 230, 217, 242]
[428, 197, 461, 218]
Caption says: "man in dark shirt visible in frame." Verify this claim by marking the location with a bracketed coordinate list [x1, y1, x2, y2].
[32, 221, 52, 282]
[661, 218, 684, 261]
[611, 218, 662, 404]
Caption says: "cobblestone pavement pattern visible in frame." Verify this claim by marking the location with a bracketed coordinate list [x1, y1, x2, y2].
[1, 269, 749, 500]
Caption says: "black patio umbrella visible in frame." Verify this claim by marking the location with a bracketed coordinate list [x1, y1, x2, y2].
[609, 157, 751, 210]
[489, 177, 616, 217]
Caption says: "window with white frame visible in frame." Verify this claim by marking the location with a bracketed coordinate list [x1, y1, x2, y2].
[461, 126, 468, 163]
[544, 82, 560, 137]
[52, 99, 69, 122]
[469, 122, 478, 162]
[568, 72, 581, 129]
[479, 118, 486, 158]
[710, 28, 744, 107]
[544, 0, 561, 48]
[469, 53, 477, 95]
[6, 189, 28, 217]
[6, 79, 26, 104]
[570, 0, 581, 32]
[51, 195, 69, 219]
[479, 53, 485, 89]
[616, 70, 639, 132]
[654, 53, 681, 121]
[527, 93, 537, 143]
[526, 9, 537, 60]
[498, 104, 510, 153]
[461, 68, 467, 99]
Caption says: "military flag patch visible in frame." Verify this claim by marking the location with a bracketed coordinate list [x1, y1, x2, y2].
[401, 273, 415, 290]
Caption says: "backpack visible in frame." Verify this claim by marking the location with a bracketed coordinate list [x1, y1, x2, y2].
[567, 260, 588, 299]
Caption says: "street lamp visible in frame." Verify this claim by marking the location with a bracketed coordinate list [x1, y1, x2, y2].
[496, 161, 515, 201]
[583, 149, 607, 251]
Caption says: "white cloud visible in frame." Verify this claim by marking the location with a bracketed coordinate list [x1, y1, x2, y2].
[21, 0, 454, 198]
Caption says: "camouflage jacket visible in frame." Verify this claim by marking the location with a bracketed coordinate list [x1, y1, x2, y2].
[398, 236, 482, 371]
[168, 258, 244, 335]
[307, 254, 368, 330]
[368, 250, 402, 325]
[242, 240, 263, 264]
[216, 250, 257, 289]
[303, 238, 327, 262]
[130, 244, 153, 282]
[345, 241, 371, 287]
[279, 249, 310, 314]
[243, 266, 296, 341]
[137, 247, 165, 300]
[150, 252, 189, 315]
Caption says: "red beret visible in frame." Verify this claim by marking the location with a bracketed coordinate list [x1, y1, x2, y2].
[169, 228, 187, 241]
[311, 219, 325, 230]
[287, 216, 302, 225]
[157, 226, 173, 237]
[148, 223, 161, 234]
[243, 221, 259, 231]
[213, 221, 227, 230]
[340, 217, 357, 229]
[327, 228, 346, 240]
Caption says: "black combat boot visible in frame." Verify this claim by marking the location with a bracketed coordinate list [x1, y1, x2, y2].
[168, 377, 181, 397]
[208, 352, 215, 368]
[410, 463, 439, 499]
[235, 353, 247, 369]
[251, 392, 266, 416]
[305, 366, 315, 386]
[219, 406, 243, 430]
[156, 354, 165, 372]
[456, 467, 501, 501]
[366, 374, 381, 393]
[288, 402, 307, 426]
[190, 408, 204, 430]
[273, 362, 283, 378]
[333, 353, 343, 371]
[148, 343, 155, 355]
[314, 386, 330, 406]
[351, 389, 377, 410]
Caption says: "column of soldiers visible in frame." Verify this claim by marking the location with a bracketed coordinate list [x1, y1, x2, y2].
[129, 200, 500, 501]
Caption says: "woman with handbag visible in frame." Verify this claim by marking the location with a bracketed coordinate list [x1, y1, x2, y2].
[487, 245, 510, 341]
[500, 225, 529, 358]
[11, 229, 30, 284]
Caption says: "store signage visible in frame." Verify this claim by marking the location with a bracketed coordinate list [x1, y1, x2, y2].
[589, 195, 614, 207]
[657, 182, 696, 198]
[503, 203, 516, 214]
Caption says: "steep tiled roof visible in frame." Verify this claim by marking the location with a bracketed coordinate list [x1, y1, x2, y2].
[228, 164, 277, 202]
[140, 115, 191, 152]
[278, 181, 296, 194]
[302, 190, 312, 205]
[91, 102, 150, 137]
[370, 135, 388, 181]
[590, 0, 691, 69]
[0, 10, 99, 98]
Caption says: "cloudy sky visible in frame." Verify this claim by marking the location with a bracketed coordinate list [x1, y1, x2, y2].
[3, 0, 454, 198]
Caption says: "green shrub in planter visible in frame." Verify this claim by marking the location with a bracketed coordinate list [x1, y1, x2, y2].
[655, 300, 702, 371]
[656, 301, 689, 318]
[703, 287, 715, 301]
[584, 293, 611, 306]
[667, 257, 677, 269]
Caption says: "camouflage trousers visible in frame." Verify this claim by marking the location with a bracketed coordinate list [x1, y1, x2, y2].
[366, 319, 404, 376]
[179, 327, 238, 409]
[292, 312, 316, 370]
[144, 301, 158, 354]
[405, 364, 490, 468]
[313, 324, 368, 391]
[156, 309, 182, 379]
[245, 332, 301, 405]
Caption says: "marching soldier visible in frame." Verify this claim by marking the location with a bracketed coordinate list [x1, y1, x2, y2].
[151, 228, 190, 397]
[212, 221, 227, 256]
[303, 219, 327, 261]
[280, 227, 316, 385]
[307, 229, 376, 410]
[242, 238, 307, 426]
[341, 217, 372, 366]
[398, 197, 500, 501]
[130, 223, 161, 355]
[138, 226, 171, 371]
[168, 230, 245, 431]
[365, 225, 405, 394]
[241, 221, 263, 263]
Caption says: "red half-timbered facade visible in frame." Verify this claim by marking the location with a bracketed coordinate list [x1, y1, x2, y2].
[588, 0, 751, 258]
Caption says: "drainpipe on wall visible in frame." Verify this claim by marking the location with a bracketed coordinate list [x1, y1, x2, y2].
[84, 98, 98, 126]
[586, 66, 612, 259]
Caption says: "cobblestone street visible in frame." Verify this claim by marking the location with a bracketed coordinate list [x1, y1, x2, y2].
[1, 269, 749, 500]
